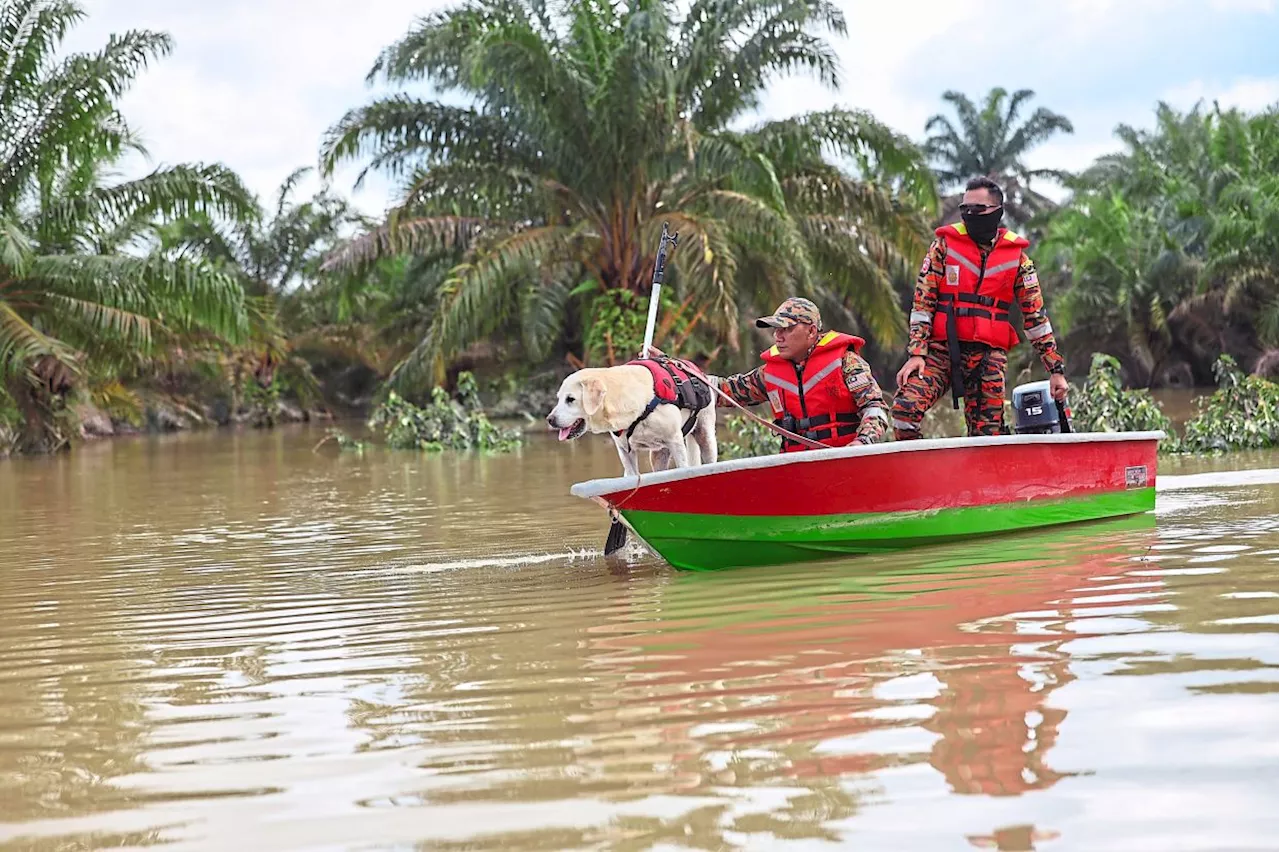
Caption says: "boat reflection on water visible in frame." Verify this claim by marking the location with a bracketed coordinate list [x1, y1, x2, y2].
[575, 513, 1160, 842]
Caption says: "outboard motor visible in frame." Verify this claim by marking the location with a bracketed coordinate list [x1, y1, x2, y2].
[1012, 380, 1073, 434]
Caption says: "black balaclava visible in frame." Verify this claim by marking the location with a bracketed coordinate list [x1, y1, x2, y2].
[961, 206, 1003, 246]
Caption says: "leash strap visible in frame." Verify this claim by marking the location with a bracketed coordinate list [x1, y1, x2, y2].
[658, 357, 832, 450]
[706, 383, 833, 451]
[664, 357, 833, 451]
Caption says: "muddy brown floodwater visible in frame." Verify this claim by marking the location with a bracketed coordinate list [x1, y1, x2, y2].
[0, 426, 1275, 851]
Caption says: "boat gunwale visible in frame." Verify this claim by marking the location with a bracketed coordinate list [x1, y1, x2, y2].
[569, 430, 1166, 500]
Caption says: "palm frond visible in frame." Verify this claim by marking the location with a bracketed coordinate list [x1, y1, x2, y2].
[36, 163, 256, 238]
[0, 215, 32, 274]
[44, 292, 153, 349]
[519, 277, 573, 361]
[0, 27, 172, 208]
[0, 299, 72, 375]
[274, 166, 312, 219]
[322, 215, 493, 273]
[798, 214, 905, 344]
[29, 254, 247, 343]
[320, 97, 531, 186]
[390, 223, 595, 388]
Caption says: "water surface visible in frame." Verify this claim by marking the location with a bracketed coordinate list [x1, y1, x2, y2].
[0, 427, 1275, 851]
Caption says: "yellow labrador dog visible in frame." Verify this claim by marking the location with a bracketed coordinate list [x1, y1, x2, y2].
[546, 362, 718, 477]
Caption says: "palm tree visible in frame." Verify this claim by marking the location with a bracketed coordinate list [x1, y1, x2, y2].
[0, 0, 256, 451]
[320, 0, 936, 389]
[1040, 191, 1198, 386]
[154, 167, 366, 415]
[923, 87, 1074, 228]
[1047, 101, 1278, 385]
[161, 168, 363, 300]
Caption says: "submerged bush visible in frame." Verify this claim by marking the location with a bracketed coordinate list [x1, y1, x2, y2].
[367, 372, 521, 453]
[1072, 352, 1278, 453]
[1180, 355, 1279, 452]
[1071, 353, 1177, 449]
[313, 426, 370, 454]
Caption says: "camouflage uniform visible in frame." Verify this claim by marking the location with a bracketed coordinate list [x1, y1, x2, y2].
[720, 298, 889, 446]
[891, 237, 1066, 439]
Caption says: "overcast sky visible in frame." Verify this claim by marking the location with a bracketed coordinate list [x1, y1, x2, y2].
[68, 0, 1279, 217]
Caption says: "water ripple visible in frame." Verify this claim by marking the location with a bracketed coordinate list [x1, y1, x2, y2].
[0, 433, 1275, 850]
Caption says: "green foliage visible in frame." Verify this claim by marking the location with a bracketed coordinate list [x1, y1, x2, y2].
[582, 287, 694, 365]
[1071, 353, 1176, 448]
[321, 0, 935, 387]
[718, 413, 780, 461]
[1180, 355, 1279, 452]
[243, 376, 281, 428]
[0, 1, 258, 453]
[366, 372, 520, 453]
[0, 385, 18, 455]
[1044, 101, 1279, 384]
[86, 379, 143, 427]
[1071, 352, 1278, 454]
[1040, 191, 1185, 382]
[585, 289, 646, 365]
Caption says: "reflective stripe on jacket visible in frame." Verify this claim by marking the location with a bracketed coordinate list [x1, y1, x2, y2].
[929, 222, 1029, 351]
[761, 330, 865, 452]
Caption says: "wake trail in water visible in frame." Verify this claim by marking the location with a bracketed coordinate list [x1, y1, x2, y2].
[389, 547, 602, 573]
[1157, 467, 1278, 491]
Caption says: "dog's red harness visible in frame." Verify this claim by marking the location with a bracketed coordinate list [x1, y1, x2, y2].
[613, 356, 713, 442]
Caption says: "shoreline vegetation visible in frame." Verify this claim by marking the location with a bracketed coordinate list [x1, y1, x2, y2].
[0, 0, 1275, 460]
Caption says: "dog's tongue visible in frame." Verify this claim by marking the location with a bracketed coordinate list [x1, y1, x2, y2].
[557, 426, 573, 441]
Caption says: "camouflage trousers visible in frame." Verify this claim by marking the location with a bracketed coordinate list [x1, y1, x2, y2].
[891, 341, 1008, 440]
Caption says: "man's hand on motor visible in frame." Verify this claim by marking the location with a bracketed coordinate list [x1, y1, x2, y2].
[1049, 372, 1069, 402]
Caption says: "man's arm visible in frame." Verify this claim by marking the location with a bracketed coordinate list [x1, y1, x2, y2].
[907, 238, 948, 357]
[716, 366, 770, 407]
[842, 352, 889, 444]
[1014, 253, 1065, 374]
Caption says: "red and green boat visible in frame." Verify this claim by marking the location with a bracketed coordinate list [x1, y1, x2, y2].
[570, 432, 1163, 571]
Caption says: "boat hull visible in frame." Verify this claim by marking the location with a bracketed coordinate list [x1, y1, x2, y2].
[570, 432, 1162, 571]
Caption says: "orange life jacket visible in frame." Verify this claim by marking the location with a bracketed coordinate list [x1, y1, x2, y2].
[930, 222, 1029, 351]
[761, 330, 865, 452]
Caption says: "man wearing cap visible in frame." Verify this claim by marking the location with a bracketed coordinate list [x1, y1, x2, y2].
[715, 297, 889, 451]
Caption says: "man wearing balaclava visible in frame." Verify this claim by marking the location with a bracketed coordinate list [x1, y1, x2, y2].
[890, 176, 1068, 439]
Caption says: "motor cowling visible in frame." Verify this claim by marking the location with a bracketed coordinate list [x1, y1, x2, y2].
[1012, 380, 1072, 434]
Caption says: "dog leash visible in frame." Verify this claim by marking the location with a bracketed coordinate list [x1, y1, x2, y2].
[706, 383, 832, 450]
[663, 357, 833, 451]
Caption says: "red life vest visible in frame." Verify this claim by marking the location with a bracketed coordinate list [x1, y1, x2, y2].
[760, 330, 865, 452]
[616, 356, 712, 441]
[629, 353, 701, 404]
[930, 222, 1029, 351]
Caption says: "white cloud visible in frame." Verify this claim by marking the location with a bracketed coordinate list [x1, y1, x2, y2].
[1208, 0, 1278, 11]
[748, 1, 970, 135]
[62, 0, 1278, 219]
[67, 0, 450, 215]
[1163, 76, 1280, 112]
[745, 0, 1187, 202]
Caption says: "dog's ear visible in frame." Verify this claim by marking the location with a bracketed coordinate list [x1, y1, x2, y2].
[581, 376, 606, 417]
